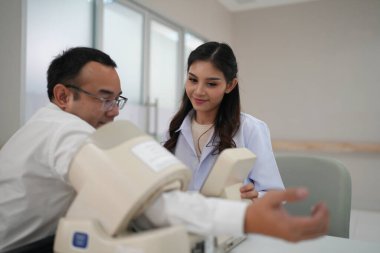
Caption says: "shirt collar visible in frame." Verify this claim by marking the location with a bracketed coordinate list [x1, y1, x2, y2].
[175, 110, 195, 133]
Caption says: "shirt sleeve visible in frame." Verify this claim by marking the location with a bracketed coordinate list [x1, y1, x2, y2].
[48, 120, 95, 183]
[244, 117, 285, 193]
[143, 190, 248, 236]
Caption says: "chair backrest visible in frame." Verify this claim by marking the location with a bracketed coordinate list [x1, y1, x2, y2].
[275, 154, 352, 238]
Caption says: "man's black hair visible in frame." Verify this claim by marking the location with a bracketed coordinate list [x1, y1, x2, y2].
[47, 47, 117, 101]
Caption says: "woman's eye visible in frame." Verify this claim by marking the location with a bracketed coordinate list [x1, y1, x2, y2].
[189, 78, 197, 83]
[207, 82, 217, 87]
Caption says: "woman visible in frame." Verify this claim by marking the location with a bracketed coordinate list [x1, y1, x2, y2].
[164, 41, 284, 200]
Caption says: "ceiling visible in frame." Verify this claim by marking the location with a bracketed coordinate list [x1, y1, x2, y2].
[217, 0, 320, 12]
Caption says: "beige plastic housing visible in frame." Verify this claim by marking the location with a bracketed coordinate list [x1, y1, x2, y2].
[54, 120, 192, 253]
[54, 120, 257, 253]
[54, 219, 190, 253]
[200, 148, 256, 200]
[200, 148, 256, 253]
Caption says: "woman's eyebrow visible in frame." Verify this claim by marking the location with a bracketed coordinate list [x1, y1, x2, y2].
[206, 77, 222, 81]
[188, 72, 221, 81]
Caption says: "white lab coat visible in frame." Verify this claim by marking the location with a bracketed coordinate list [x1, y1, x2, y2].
[172, 110, 284, 194]
[0, 103, 247, 252]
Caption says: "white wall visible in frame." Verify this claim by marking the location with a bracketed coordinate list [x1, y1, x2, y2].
[134, 0, 233, 43]
[0, 0, 23, 146]
[232, 0, 380, 211]
[233, 0, 380, 142]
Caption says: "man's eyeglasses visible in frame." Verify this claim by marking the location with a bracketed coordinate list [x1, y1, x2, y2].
[65, 84, 127, 112]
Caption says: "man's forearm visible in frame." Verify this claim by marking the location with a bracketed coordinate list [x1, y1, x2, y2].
[144, 190, 248, 236]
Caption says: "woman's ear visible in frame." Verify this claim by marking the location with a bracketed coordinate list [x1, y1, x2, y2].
[225, 78, 238, 94]
[52, 84, 71, 110]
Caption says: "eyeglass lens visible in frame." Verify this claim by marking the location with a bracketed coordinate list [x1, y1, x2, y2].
[103, 97, 127, 111]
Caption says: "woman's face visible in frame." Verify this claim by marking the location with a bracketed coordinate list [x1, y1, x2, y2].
[185, 60, 235, 123]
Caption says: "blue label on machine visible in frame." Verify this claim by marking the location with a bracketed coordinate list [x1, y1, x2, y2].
[72, 232, 88, 248]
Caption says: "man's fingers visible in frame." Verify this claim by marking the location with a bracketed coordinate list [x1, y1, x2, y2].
[265, 188, 309, 205]
[291, 203, 329, 229]
[286, 202, 329, 241]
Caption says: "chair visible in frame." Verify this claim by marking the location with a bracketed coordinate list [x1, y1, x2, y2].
[275, 154, 352, 238]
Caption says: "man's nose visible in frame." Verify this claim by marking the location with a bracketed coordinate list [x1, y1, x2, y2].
[106, 105, 119, 118]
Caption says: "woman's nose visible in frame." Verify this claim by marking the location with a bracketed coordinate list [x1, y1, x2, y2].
[195, 84, 205, 95]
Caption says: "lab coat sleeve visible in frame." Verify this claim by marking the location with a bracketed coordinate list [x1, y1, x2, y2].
[244, 118, 284, 193]
[144, 190, 248, 236]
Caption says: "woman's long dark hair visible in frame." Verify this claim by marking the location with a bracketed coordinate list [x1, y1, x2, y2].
[164, 41, 241, 154]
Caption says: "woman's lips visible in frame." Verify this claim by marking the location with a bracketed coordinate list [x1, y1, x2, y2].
[193, 98, 206, 105]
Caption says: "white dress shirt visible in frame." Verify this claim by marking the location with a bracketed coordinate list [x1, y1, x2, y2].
[0, 103, 94, 251]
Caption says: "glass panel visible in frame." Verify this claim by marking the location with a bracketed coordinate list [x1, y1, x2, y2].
[103, 1, 145, 128]
[149, 20, 179, 137]
[184, 33, 205, 69]
[25, 0, 93, 122]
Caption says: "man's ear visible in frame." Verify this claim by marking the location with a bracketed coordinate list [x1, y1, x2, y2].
[52, 84, 72, 110]
[225, 78, 238, 94]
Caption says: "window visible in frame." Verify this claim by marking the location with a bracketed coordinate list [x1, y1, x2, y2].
[100, 1, 206, 137]
[103, 1, 146, 128]
[184, 32, 205, 69]
[103, 1, 143, 104]
[24, 0, 94, 121]
[148, 20, 180, 136]
[24, 0, 206, 138]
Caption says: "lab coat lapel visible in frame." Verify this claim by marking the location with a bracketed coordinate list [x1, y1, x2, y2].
[177, 112, 197, 156]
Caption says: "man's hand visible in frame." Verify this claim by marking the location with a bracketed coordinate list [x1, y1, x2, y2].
[240, 182, 258, 201]
[244, 188, 329, 242]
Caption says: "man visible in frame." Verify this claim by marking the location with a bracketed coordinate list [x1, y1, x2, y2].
[0, 47, 329, 252]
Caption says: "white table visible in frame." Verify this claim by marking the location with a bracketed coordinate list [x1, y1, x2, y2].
[231, 235, 380, 253]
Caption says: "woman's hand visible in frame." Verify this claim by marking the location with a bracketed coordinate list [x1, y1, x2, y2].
[240, 182, 259, 201]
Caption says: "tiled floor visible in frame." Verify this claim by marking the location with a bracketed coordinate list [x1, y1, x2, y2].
[350, 209, 380, 243]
